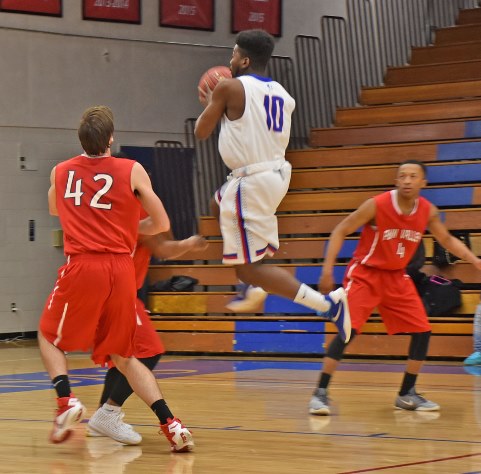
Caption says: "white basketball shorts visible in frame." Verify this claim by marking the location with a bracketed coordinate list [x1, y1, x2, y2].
[215, 160, 291, 265]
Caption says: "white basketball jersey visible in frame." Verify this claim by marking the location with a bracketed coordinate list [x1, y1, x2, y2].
[218, 74, 296, 171]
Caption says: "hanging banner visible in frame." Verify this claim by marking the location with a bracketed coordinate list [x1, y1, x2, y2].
[160, 0, 214, 31]
[83, 0, 141, 24]
[231, 0, 282, 37]
[0, 0, 62, 16]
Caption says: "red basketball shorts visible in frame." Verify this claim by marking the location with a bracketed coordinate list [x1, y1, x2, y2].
[133, 298, 165, 358]
[344, 261, 431, 335]
[39, 253, 138, 365]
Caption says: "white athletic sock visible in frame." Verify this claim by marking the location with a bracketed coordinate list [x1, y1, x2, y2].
[294, 283, 330, 312]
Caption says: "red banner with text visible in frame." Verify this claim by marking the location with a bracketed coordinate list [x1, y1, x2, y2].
[0, 0, 62, 15]
[160, 0, 214, 31]
[231, 0, 281, 37]
[83, 0, 141, 23]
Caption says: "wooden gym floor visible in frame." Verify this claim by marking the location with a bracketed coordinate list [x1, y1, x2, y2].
[0, 340, 480, 474]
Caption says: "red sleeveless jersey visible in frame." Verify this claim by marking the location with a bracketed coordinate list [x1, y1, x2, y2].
[352, 190, 431, 270]
[133, 209, 151, 289]
[55, 155, 140, 255]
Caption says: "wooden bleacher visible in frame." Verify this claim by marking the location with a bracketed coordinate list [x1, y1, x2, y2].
[410, 42, 481, 65]
[289, 161, 481, 189]
[148, 6, 481, 359]
[457, 8, 481, 24]
[287, 139, 481, 168]
[199, 209, 481, 237]
[334, 98, 481, 126]
[309, 119, 481, 147]
[434, 23, 481, 44]
[360, 80, 481, 106]
[384, 59, 481, 86]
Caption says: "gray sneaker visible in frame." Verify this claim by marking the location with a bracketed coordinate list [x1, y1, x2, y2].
[309, 388, 331, 415]
[394, 388, 440, 412]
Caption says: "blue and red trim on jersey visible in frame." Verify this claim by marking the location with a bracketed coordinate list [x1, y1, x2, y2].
[256, 244, 278, 257]
[223, 253, 238, 260]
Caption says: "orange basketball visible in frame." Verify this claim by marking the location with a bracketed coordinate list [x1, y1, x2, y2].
[198, 66, 232, 105]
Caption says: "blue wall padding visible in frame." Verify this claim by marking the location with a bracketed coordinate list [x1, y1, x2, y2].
[421, 187, 473, 206]
[334, 239, 359, 258]
[427, 164, 481, 183]
[264, 295, 316, 314]
[437, 141, 481, 161]
[465, 121, 481, 138]
[295, 265, 346, 285]
[236, 321, 324, 332]
[234, 331, 325, 353]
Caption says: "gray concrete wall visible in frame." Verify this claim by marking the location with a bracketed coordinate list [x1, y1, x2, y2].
[0, 0, 345, 334]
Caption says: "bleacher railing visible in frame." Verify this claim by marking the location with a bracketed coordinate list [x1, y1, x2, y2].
[294, 0, 479, 129]
[185, 118, 227, 217]
[186, 0, 479, 216]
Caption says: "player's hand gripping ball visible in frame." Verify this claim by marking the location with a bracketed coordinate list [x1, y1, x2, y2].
[198, 66, 232, 107]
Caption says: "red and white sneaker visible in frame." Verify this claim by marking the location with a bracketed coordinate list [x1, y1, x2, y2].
[160, 418, 194, 453]
[50, 394, 86, 444]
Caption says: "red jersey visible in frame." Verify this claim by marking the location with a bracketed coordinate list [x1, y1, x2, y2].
[55, 155, 140, 255]
[133, 210, 151, 289]
[352, 190, 431, 270]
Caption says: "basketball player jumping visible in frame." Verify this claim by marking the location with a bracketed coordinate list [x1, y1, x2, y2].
[194, 29, 351, 342]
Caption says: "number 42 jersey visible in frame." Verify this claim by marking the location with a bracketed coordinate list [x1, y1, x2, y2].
[218, 74, 296, 171]
[353, 190, 431, 270]
[55, 155, 141, 255]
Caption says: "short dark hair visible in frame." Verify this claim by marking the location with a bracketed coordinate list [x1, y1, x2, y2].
[78, 105, 114, 156]
[399, 159, 427, 178]
[235, 29, 274, 70]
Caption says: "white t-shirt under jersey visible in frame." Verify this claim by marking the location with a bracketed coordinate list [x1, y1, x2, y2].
[218, 74, 296, 171]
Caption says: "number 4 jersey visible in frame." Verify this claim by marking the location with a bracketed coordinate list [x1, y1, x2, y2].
[352, 190, 431, 270]
[218, 74, 296, 171]
[55, 155, 141, 255]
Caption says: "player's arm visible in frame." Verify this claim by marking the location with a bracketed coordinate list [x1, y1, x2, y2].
[194, 79, 234, 140]
[140, 234, 208, 260]
[131, 162, 170, 235]
[319, 198, 376, 293]
[48, 166, 58, 216]
[428, 204, 481, 269]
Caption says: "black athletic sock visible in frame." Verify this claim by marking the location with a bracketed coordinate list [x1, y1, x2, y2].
[151, 399, 174, 425]
[52, 375, 71, 398]
[317, 372, 331, 390]
[399, 372, 418, 396]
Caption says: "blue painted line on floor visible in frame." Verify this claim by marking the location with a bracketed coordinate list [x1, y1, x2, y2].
[0, 359, 471, 394]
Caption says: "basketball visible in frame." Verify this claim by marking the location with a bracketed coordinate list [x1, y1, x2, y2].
[198, 66, 232, 105]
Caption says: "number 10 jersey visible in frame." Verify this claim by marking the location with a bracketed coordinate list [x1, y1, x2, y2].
[218, 74, 296, 171]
